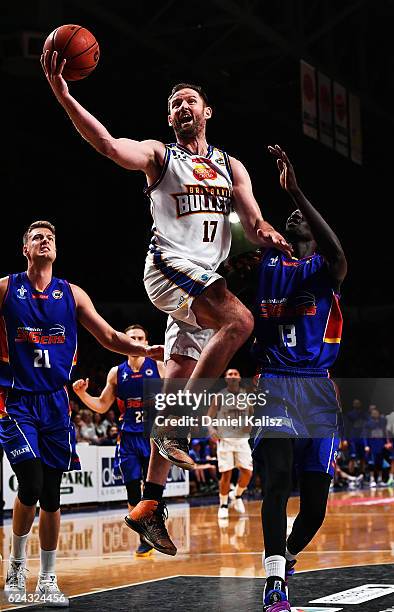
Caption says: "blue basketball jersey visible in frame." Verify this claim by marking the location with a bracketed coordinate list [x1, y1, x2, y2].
[0, 272, 77, 392]
[254, 249, 343, 375]
[117, 358, 160, 433]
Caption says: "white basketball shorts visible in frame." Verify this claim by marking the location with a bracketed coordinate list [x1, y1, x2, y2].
[217, 438, 253, 473]
[144, 250, 222, 328]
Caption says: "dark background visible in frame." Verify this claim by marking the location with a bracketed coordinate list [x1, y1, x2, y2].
[1, 1, 393, 380]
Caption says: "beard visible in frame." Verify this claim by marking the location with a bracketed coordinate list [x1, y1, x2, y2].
[173, 114, 204, 138]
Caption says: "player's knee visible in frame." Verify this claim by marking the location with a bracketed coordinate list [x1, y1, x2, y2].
[265, 467, 292, 495]
[126, 479, 142, 507]
[18, 480, 42, 507]
[39, 465, 63, 512]
[225, 309, 254, 343]
[39, 487, 61, 512]
[13, 459, 43, 507]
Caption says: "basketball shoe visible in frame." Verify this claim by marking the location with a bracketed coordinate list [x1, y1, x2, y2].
[263, 577, 291, 611]
[35, 573, 69, 607]
[153, 437, 195, 470]
[125, 500, 177, 556]
[135, 537, 154, 558]
[218, 505, 229, 519]
[4, 559, 27, 596]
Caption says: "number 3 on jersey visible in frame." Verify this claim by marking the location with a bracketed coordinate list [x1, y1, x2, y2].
[34, 349, 51, 368]
[279, 324, 297, 348]
[203, 220, 218, 242]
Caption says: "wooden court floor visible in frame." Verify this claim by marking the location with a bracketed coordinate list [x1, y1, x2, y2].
[1, 487, 394, 607]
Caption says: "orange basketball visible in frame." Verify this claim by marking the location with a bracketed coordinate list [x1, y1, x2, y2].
[43, 24, 99, 81]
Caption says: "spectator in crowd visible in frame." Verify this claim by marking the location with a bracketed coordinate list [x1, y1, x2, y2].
[332, 442, 363, 490]
[344, 398, 368, 476]
[93, 412, 107, 441]
[102, 408, 118, 430]
[363, 406, 393, 487]
[386, 405, 394, 483]
[189, 440, 218, 493]
[73, 413, 84, 443]
[80, 410, 98, 444]
[100, 425, 119, 446]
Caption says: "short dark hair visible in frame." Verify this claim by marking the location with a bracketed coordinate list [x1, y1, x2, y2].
[168, 83, 209, 112]
[23, 220, 56, 245]
[124, 324, 149, 341]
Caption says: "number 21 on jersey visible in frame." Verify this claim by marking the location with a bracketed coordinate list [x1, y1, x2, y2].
[34, 349, 51, 368]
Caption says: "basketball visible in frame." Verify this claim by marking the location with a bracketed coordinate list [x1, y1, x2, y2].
[43, 24, 99, 81]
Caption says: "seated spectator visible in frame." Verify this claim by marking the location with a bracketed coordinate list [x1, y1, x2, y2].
[93, 412, 107, 441]
[100, 424, 119, 446]
[102, 408, 118, 430]
[189, 439, 218, 494]
[80, 409, 98, 444]
[73, 413, 84, 443]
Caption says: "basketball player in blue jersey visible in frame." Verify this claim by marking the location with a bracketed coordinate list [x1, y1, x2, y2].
[73, 324, 165, 556]
[228, 145, 347, 611]
[42, 50, 293, 554]
[0, 221, 163, 603]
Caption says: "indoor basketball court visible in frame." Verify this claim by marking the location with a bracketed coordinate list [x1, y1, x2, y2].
[1, 487, 394, 610]
[2, 1, 394, 611]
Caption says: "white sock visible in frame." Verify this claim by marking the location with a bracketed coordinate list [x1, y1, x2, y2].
[219, 494, 228, 507]
[40, 549, 57, 575]
[264, 554, 286, 580]
[285, 546, 297, 562]
[235, 485, 246, 498]
[11, 533, 28, 563]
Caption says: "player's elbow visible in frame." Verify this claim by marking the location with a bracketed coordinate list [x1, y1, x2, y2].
[98, 136, 117, 158]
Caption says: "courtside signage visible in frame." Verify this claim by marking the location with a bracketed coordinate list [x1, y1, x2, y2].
[310, 584, 394, 604]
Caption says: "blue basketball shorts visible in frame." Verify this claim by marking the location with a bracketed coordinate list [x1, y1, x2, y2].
[114, 431, 151, 484]
[0, 387, 80, 471]
[254, 374, 342, 441]
[365, 438, 390, 469]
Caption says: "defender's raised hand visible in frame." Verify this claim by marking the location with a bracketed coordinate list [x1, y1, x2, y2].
[268, 144, 299, 195]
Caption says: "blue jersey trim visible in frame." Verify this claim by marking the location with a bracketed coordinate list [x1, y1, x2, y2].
[153, 250, 207, 297]
[144, 145, 170, 195]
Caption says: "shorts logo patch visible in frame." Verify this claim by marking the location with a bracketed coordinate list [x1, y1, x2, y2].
[10, 445, 30, 458]
[178, 295, 188, 308]
[200, 274, 210, 281]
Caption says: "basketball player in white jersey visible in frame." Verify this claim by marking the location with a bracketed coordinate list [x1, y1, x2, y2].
[207, 368, 253, 519]
[42, 52, 291, 554]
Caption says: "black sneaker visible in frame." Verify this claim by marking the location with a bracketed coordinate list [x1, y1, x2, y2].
[125, 500, 177, 556]
[154, 436, 195, 470]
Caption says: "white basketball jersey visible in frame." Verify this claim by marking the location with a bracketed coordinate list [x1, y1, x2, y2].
[216, 387, 250, 437]
[146, 143, 233, 271]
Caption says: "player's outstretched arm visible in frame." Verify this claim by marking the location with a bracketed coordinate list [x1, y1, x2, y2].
[230, 157, 292, 258]
[40, 50, 165, 176]
[73, 368, 117, 413]
[268, 144, 347, 285]
[71, 284, 164, 359]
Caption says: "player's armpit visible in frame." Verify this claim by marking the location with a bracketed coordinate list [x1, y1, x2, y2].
[325, 252, 348, 288]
